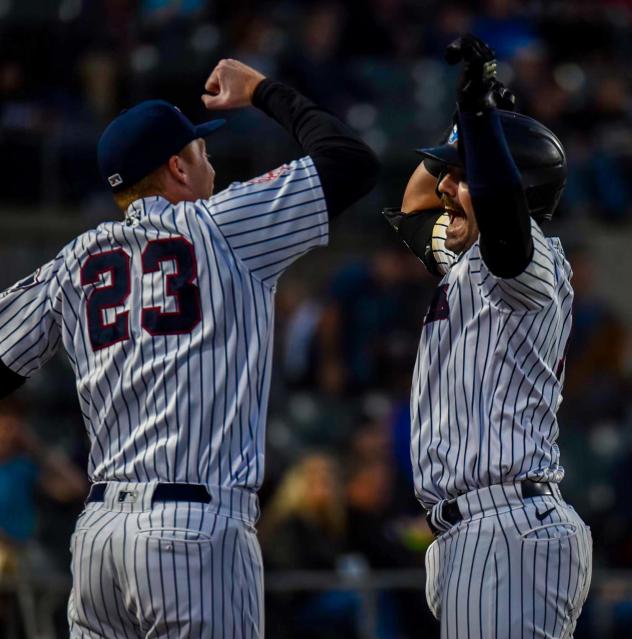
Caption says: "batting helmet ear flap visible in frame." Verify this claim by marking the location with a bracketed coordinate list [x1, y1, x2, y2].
[526, 180, 566, 223]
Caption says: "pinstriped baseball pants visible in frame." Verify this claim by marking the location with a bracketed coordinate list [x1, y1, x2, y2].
[424, 483, 592, 639]
[67, 482, 263, 639]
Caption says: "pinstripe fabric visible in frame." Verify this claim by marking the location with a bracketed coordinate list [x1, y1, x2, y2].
[0, 156, 327, 490]
[0, 155, 327, 638]
[424, 484, 592, 638]
[412, 220, 572, 508]
[68, 484, 263, 639]
[412, 220, 592, 636]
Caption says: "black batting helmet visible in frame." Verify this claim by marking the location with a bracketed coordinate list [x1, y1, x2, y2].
[417, 111, 567, 223]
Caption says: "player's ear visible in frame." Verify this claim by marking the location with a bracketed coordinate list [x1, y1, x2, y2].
[166, 154, 189, 186]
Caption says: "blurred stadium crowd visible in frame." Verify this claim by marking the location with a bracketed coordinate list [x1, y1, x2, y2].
[2, 0, 632, 637]
[4, 0, 632, 219]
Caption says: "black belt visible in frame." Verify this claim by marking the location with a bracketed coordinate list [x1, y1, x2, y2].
[87, 482, 211, 504]
[426, 480, 555, 537]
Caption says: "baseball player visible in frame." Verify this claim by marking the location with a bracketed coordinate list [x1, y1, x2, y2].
[0, 58, 379, 638]
[387, 36, 592, 637]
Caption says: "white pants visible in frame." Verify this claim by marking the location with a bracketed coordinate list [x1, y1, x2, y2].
[67, 482, 263, 639]
[425, 483, 592, 639]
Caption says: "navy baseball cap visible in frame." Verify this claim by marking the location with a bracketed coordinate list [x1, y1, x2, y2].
[98, 99, 225, 192]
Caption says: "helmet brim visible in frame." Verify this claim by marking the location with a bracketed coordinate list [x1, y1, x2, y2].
[415, 144, 462, 168]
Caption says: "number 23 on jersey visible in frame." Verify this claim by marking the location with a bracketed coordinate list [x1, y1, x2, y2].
[80, 236, 201, 350]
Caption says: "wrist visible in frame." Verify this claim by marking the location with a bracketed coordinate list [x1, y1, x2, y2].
[247, 74, 267, 103]
[252, 78, 280, 109]
[458, 90, 497, 114]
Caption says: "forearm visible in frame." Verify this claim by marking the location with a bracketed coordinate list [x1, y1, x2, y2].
[458, 109, 532, 277]
[252, 79, 380, 217]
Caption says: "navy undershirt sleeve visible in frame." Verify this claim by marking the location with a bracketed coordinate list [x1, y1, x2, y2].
[0, 360, 26, 399]
[253, 79, 380, 219]
[458, 110, 533, 278]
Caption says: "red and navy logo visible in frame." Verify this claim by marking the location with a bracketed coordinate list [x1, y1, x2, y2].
[246, 164, 290, 185]
[424, 284, 450, 324]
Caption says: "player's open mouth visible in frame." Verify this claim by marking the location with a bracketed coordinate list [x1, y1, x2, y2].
[446, 207, 467, 236]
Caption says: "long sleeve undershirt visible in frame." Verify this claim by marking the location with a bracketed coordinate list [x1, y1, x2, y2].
[458, 109, 533, 278]
[0, 82, 381, 398]
[252, 79, 380, 219]
[0, 362, 25, 398]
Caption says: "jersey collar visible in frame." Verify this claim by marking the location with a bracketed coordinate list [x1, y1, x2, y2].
[125, 196, 170, 221]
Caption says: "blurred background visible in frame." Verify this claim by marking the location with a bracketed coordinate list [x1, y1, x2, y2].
[1, 0, 632, 637]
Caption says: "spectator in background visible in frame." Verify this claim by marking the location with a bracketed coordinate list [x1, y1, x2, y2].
[318, 247, 431, 396]
[0, 400, 87, 574]
[510, 44, 570, 130]
[555, 245, 628, 551]
[138, 0, 208, 58]
[0, 400, 87, 637]
[260, 452, 346, 571]
[260, 453, 357, 639]
[344, 455, 418, 568]
[343, 426, 434, 637]
[345, 459, 433, 636]
[565, 75, 632, 222]
[280, 4, 352, 113]
[277, 280, 323, 390]
[229, 13, 281, 79]
[562, 245, 628, 424]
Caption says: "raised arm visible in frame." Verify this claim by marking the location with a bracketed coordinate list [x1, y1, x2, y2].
[201, 59, 380, 218]
[449, 35, 532, 278]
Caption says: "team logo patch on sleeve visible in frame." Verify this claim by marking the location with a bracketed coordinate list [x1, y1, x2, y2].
[424, 284, 450, 324]
[246, 164, 291, 185]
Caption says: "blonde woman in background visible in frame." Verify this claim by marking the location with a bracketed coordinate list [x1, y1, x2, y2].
[260, 452, 358, 639]
[261, 452, 346, 571]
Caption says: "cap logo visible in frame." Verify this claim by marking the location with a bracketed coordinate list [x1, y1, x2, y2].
[108, 173, 123, 188]
[448, 124, 459, 144]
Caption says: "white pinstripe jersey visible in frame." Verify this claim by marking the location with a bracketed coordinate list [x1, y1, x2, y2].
[0, 156, 327, 489]
[411, 220, 573, 509]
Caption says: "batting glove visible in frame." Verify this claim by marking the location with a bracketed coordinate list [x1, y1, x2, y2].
[446, 34, 504, 113]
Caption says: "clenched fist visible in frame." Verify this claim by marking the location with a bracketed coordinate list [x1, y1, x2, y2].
[201, 59, 266, 110]
[445, 34, 499, 112]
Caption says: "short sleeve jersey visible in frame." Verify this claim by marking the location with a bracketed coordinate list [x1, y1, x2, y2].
[0, 157, 328, 490]
[411, 220, 573, 508]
